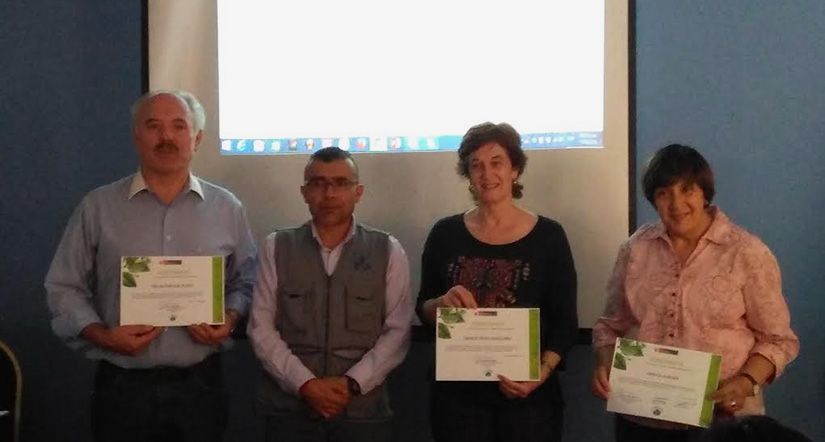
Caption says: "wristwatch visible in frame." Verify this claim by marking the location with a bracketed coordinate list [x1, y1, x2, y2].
[739, 372, 760, 396]
[345, 376, 361, 395]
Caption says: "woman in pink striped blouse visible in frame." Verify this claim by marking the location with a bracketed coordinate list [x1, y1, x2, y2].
[590, 144, 799, 442]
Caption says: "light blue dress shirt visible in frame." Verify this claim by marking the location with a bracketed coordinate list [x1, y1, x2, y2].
[45, 173, 257, 368]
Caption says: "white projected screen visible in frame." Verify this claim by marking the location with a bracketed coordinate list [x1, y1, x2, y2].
[217, 1, 604, 155]
[148, 0, 629, 327]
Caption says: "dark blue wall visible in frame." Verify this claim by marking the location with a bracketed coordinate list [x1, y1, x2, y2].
[0, 2, 141, 440]
[635, 2, 825, 439]
[1, 1, 823, 441]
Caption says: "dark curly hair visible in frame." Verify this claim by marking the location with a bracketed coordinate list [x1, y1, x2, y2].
[456, 122, 527, 199]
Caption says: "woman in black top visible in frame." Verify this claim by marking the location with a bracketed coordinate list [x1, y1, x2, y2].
[416, 122, 578, 442]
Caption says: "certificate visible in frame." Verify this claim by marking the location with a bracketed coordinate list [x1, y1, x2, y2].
[435, 308, 540, 381]
[120, 256, 225, 326]
[606, 338, 722, 428]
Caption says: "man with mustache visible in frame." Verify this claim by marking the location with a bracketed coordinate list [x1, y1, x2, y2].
[45, 90, 256, 442]
[248, 147, 412, 442]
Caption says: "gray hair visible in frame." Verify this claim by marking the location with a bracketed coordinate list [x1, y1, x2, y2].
[130, 90, 206, 134]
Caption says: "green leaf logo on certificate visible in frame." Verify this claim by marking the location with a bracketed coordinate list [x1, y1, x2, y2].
[606, 338, 722, 428]
[435, 308, 540, 381]
[120, 256, 225, 326]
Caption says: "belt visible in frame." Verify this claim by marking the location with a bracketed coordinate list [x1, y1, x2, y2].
[97, 352, 221, 381]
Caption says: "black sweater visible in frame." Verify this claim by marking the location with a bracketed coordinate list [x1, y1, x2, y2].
[416, 214, 578, 361]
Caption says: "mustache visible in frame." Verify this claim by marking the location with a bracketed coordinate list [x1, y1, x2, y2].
[154, 142, 179, 152]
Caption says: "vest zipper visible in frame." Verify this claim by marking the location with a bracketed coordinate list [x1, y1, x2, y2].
[323, 272, 331, 376]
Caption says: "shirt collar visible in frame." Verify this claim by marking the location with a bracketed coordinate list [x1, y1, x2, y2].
[128, 171, 204, 200]
[310, 216, 357, 251]
[700, 207, 733, 245]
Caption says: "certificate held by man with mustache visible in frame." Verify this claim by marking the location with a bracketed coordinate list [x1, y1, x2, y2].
[435, 307, 540, 381]
[607, 338, 722, 428]
[120, 256, 226, 326]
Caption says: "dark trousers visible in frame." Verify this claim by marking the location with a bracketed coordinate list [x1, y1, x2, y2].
[264, 413, 392, 442]
[614, 415, 705, 442]
[430, 382, 563, 442]
[91, 354, 228, 442]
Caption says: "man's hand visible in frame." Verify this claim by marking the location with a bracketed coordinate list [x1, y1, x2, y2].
[299, 377, 351, 420]
[188, 310, 239, 346]
[81, 322, 162, 356]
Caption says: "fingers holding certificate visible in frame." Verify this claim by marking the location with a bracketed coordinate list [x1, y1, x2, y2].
[435, 307, 541, 382]
[120, 256, 226, 327]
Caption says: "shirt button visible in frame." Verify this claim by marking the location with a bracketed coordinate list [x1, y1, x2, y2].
[166, 235, 172, 241]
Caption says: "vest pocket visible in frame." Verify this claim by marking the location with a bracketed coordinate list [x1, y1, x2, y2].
[278, 288, 309, 332]
[344, 285, 381, 333]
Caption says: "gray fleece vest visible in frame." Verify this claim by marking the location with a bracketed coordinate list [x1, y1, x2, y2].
[256, 222, 391, 419]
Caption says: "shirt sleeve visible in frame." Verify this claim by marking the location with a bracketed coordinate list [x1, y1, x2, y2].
[224, 204, 257, 316]
[345, 236, 413, 394]
[45, 196, 104, 344]
[738, 240, 800, 379]
[541, 221, 578, 360]
[247, 232, 316, 396]
[414, 220, 445, 326]
[592, 240, 636, 351]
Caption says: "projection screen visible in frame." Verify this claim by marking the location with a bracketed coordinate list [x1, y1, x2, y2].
[147, 0, 630, 327]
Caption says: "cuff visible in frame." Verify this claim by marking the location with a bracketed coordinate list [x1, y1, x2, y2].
[344, 367, 371, 395]
[287, 367, 317, 396]
[751, 343, 793, 380]
[225, 291, 250, 317]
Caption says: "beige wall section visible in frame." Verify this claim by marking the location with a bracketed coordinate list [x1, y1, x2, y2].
[148, 0, 629, 327]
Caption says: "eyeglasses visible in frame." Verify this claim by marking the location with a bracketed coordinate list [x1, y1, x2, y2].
[303, 178, 359, 192]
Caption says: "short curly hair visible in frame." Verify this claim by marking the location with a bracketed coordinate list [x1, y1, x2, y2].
[456, 122, 527, 199]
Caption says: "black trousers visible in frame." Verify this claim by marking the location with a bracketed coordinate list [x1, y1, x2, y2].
[430, 380, 564, 442]
[264, 413, 392, 442]
[91, 354, 228, 442]
[614, 415, 705, 442]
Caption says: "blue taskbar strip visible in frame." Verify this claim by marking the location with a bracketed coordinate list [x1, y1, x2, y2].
[219, 131, 603, 155]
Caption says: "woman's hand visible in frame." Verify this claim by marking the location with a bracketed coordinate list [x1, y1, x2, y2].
[590, 364, 611, 401]
[422, 285, 477, 323]
[498, 374, 546, 399]
[590, 345, 615, 401]
[499, 351, 559, 399]
[710, 356, 774, 416]
[709, 375, 755, 416]
[436, 285, 478, 309]
[499, 364, 554, 399]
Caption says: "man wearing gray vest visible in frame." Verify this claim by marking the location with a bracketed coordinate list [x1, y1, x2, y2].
[248, 147, 412, 441]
